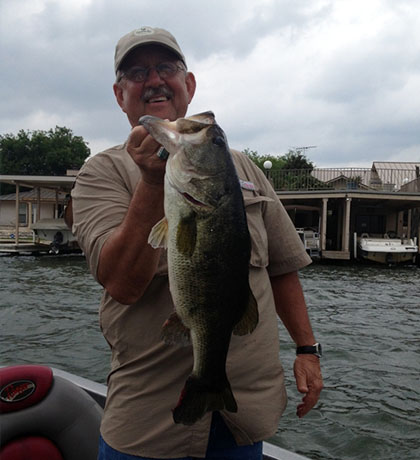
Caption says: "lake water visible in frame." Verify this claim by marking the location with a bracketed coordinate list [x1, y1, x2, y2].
[1, 255, 419, 460]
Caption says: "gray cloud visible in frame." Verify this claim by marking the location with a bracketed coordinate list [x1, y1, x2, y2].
[1, 0, 419, 167]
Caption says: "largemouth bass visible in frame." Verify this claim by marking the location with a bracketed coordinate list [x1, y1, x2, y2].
[140, 111, 258, 425]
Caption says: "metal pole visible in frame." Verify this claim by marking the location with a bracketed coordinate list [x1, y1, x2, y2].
[15, 182, 20, 245]
[321, 198, 328, 252]
[342, 197, 351, 252]
[36, 187, 41, 222]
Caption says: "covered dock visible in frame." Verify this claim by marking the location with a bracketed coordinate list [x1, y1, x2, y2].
[271, 163, 420, 261]
[0, 174, 77, 255]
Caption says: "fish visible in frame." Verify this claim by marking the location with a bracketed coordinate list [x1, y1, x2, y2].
[139, 111, 258, 425]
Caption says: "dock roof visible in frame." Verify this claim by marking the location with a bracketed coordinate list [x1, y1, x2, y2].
[0, 175, 75, 192]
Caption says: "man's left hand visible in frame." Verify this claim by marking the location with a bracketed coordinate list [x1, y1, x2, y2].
[293, 354, 323, 418]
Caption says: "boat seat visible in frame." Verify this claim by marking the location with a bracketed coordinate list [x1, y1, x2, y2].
[0, 365, 103, 460]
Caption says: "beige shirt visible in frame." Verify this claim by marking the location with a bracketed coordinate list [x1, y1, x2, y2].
[72, 146, 311, 458]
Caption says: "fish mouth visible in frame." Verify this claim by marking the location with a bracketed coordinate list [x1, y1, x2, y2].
[168, 177, 212, 209]
[181, 192, 210, 208]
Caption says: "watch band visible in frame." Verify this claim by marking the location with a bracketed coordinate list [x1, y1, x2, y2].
[296, 343, 322, 358]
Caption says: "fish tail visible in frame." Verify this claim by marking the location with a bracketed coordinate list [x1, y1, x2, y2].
[173, 375, 237, 425]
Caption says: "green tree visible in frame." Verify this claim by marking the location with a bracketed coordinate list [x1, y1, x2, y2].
[282, 149, 315, 170]
[0, 126, 90, 177]
[243, 148, 315, 171]
[243, 148, 286, 171]
[243, 147, 324, 191]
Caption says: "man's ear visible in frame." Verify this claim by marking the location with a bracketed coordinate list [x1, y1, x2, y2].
[113, 83, 126, 111]
[185, 72, 196, 104]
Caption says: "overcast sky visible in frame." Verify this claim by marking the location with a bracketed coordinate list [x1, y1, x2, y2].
[1, 0, 420, 167]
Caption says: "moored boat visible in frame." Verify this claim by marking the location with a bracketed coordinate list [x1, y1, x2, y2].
[30, 218, 79, 254]
[357, 233, 418, 265]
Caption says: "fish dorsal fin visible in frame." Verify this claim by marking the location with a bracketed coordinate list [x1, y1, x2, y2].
[233, 288, 259, 336]
[148, 217, 169, 249]
[161, 311, 191, 346]
[176, 213, 197, 257]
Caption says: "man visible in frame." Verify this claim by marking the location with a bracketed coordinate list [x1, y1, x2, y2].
[71, 26, 323, 460]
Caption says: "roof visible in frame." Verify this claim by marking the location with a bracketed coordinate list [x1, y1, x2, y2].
[372, 161, 420, 170]
[372, 162, 420, 190]
[311, 168, 372, 187]
[0, 188, 68, 202]
[0, 175, 75, 192]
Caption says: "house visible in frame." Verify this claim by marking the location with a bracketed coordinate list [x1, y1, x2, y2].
[275, 161, 420, 261]
[0, 188, 69, 226]
[0, 174, 76, 244]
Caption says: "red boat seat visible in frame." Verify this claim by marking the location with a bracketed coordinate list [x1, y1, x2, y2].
[0, 436, 64, 460]
[0, 364, 103, 460]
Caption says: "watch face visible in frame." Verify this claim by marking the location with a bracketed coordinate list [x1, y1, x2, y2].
[315, 343, 322, 357]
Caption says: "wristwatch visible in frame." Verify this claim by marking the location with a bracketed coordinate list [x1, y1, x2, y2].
[296, 343, 322, 358]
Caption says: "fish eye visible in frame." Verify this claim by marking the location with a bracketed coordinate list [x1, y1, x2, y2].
[212, 136, 225, 147]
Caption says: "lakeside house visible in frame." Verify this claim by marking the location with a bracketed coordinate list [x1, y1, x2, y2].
[271, 161, 420, 260]
[0, 173, 76, 246]
[1, 162, 420, 261]
[0, 188, 69, 227]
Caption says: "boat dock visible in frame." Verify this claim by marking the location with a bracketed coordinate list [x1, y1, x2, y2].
[0, 241, 82, 256]
[0, 225, 81, 257]
[270, 163, 420, 264]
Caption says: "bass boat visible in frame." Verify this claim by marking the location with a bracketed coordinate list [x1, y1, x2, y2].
[0, 364, 310, 460]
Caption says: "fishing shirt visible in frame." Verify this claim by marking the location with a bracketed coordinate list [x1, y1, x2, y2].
[71, 145, 311, 459]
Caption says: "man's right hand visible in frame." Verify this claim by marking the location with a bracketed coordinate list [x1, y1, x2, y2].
[126, 126, 167, 185]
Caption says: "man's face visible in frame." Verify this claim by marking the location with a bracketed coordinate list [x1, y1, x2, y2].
[113, 45, 196, 126]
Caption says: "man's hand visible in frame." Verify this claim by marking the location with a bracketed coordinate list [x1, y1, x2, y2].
[293, 354, 323, 418]
[126, 126, 167, 185]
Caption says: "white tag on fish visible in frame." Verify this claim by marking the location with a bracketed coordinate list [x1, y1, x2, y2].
[240, 180, 256, 191]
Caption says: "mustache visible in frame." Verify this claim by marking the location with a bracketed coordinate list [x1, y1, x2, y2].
[142, 86, 174, 102]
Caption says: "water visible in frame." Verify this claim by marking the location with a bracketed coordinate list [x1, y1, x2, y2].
[1, 256, 419, 460]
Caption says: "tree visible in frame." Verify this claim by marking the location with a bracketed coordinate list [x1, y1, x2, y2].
[242, 148, 314, 172]
[243, 148, 286, 171]
[282, 149, 315, 170]
[243, 147, 322, 190]
[0, 126, 90, 177]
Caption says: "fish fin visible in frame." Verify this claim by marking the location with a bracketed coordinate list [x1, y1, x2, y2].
[176, 214, 197, 257]
[233, 288, 259, 336]
[161, 311, 191, 346]
[173, 375, 237, 425]
[148, 217, 169, 249]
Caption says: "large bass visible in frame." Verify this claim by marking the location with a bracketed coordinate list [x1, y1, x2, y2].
[140, 111, 258, 425]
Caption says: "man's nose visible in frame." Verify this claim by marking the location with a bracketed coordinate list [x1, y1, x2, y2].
[144, 67, 164, 86]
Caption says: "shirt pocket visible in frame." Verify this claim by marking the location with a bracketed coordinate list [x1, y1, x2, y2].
[243, 195, 274, 268]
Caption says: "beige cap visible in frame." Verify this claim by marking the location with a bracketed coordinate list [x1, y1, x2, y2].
[114, 26, 186, 73]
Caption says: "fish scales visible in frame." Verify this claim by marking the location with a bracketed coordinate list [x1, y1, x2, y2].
[140, 111, 258, 425]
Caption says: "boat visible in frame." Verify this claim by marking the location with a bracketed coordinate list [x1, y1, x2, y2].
[357, 232, 418, 265]
[0, 364, 311, 460]
[296, 228, 320, 259]
[30, 218, 79, 254]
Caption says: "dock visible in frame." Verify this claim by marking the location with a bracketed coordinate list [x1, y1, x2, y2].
[270, 163, 420, 262]
[0, 241, 82, 256]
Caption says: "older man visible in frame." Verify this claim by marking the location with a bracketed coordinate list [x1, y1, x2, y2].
[71, 26, 323, 460]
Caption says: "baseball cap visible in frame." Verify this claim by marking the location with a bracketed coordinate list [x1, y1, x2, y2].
[114, 26, 186, 73]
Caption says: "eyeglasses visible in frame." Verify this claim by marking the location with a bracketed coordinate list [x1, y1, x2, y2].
[120, 62, 185, 83]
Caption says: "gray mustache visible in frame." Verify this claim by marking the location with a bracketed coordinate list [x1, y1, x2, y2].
[142, 86, 173, 102]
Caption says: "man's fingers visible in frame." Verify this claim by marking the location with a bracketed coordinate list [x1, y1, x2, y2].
[293, 355, 323, 418]
[295, 370, 309, 394]
[296, 382, 323, 418]
[127, 126, 159, 155]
